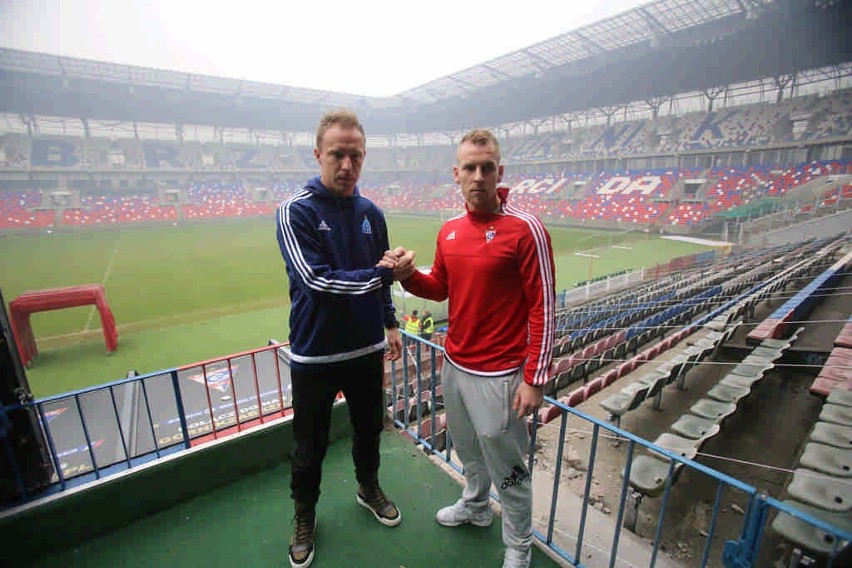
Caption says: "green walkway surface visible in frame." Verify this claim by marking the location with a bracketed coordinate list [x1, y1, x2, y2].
[32, 430, 558, 568]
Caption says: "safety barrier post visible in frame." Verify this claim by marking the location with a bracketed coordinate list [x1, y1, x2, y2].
[722, 493, 770, 568]
[169, 369, 192, 450]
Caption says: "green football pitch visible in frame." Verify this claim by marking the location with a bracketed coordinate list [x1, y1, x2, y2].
[0, 216, 714, 397]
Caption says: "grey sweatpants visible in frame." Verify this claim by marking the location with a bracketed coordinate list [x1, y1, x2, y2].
[442, 358, 532, 550]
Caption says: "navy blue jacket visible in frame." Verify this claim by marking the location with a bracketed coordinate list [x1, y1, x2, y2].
[275, 177, 397, 365]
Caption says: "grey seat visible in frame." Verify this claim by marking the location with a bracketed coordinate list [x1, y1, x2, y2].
[730, 361, 773, 377]
[655, 362, 681, 387]
[720, 372, 763, 389]
[819, 404, 852, 427]
[635, 370, 668, 389]
[636, 371, 668, 409]
[600, 382, 650, 427]
[704, 330, 725, 344]
[706, 316, 729, 332]
[759, 326, 804, 351]
[800, 443, 852, 478]
[826, 390, 852, 408]
[787, 468, 852, 512]
[707, 382, 751, 404]
[679, 351, 704, 383]
[627, 454, 674, 498]
[809, 422, 852, 449]
[659, 353, 689, 382]
[671, 414, 721, 441]
[748, 345, 783, 360]
[759, 337, 792, 350]
[771, 499, 852, 556]
[649, 433, 701, 461]
[690, 399, 737, 423]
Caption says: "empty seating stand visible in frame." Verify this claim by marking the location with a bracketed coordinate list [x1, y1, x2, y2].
[748, 250, 852, 344]
[772, 389, 852, 562]
[624, 329, 801, 529]
[599, 324, 734, 428]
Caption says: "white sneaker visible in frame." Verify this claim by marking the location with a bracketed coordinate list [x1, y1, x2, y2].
[502, 546, 531, 568]
[435, 499, 493, 527]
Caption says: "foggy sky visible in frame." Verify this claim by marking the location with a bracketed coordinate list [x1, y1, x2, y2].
[0, 0, 647, 97]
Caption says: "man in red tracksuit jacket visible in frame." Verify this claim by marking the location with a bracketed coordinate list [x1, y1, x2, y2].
[394, 129, 555, 568]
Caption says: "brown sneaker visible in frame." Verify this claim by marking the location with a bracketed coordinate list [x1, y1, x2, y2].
[288, 508, 316, 568]
[356, 483, 402, 527]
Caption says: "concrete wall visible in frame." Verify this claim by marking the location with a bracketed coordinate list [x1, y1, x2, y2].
[747, 210, 852, 247]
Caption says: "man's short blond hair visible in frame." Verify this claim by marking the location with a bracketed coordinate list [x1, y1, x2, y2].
[458, 129, 501, 163]
[316, 108, 366, 149]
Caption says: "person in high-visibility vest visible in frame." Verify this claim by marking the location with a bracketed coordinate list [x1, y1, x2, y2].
[420, 310, 435, 341]
[404, 310, 421, 335]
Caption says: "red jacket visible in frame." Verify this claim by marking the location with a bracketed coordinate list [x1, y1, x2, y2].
[402, 190, 555, 386]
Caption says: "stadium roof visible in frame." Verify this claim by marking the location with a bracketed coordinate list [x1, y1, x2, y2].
[0, 0, 849, 135]
[396, 0, 764, 104]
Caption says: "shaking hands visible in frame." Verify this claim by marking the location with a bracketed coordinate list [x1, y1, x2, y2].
[376, 246, 416, 281]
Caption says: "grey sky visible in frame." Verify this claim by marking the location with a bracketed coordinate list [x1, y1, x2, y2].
[0, 0, 647, 97]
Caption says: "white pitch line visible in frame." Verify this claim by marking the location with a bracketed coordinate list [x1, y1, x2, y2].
[574, 252, 600, 258]
[83, 232, 122, 333]
[611, 245, 633, 250]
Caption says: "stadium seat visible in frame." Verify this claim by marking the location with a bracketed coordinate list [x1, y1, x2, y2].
[720, 371, 763, 390]
[543, 404, 562, 425]
[670, 414, 721, 442]
[819, 404, 852, 427]
[759, 337, 793, 350]
[748, 345, 783, 361]
[628, 455, 675, 498]
[649, 433, 701, 461]
[616, 359, 636, 377]
[808, 422, 852, 449]
[600, 382, 650, 427]
[636, 371, 668, 409]
[562, 388, 585, 408]
[809, 376, 847, 398]
[601, 369, 619, 388]
[730, 360, 774, 378]
[787, 468, 852, 512]
[827, 390, 852, 408]
[706, 316, 729, 332]
[569, 361, 588, 384]
[690, 399, 737, 423]
[706, 382, 751, 404]
[771, 499, 852, 556]
[657, 353, 689, 386]
[583, 377, 604, 399]
[799, 443, 852, 477]
[552, 357, 573, 377]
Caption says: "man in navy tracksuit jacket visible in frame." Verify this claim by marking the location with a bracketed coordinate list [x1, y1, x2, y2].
[278, 178, 399, 363]
[276, 109, 410, 568]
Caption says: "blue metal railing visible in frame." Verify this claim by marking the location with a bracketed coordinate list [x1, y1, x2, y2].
[4, 325, 849, 565]
[1, 342, 292, 506]
[390, 331, 852, 567]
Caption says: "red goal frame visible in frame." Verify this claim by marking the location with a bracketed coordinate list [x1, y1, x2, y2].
[8, 284, 118, 367]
